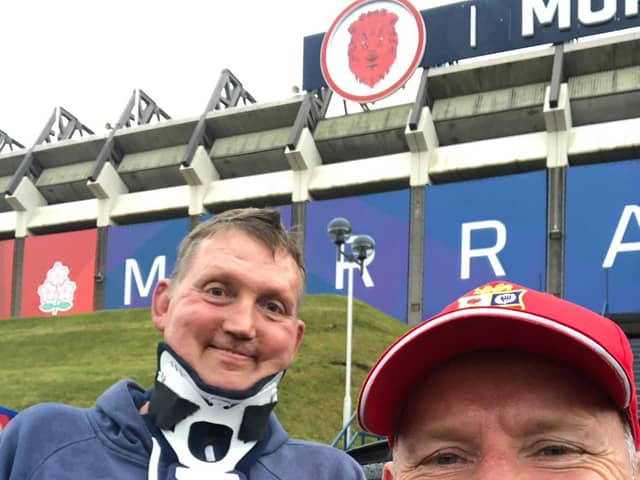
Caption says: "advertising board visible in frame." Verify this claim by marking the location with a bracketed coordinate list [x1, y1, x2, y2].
[565, 159, 640, 314]
[305, 190, 410, 322]
[21, 229, 97, 317]
[423, 171, 547, 318]
[104, 218, 189, 309]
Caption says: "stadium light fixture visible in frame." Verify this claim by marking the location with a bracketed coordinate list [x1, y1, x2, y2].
[327, 217, 375, 438]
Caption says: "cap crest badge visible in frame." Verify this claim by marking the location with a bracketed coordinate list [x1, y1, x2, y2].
[457, 283, 527, 310]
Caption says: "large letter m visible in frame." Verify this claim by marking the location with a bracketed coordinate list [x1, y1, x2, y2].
[124, 256, 166, 306]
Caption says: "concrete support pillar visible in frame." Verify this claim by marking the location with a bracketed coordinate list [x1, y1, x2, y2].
[286, 128, 322, 204]
[543, 82, 571, 298]
[87, 161, 129, 227]
[291, 201, 307, 259]
[543, 83, 572, 169]
[406, 107, 438, 187]
[285, 128, 318, 263]
[180, 145, 219, 217]
[292, 171, 313, 204]
[404, 106, 436, 325]
[93, 226, 108, 311]
[6, 177, 47, 237]
[10, 237, 24, 318]
[546, 166, 566, 298]
[407, 186, 426, 326]
[188, 214, 201, 232]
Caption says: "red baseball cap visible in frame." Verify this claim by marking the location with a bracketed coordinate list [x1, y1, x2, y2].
[357, 281, 640, 447]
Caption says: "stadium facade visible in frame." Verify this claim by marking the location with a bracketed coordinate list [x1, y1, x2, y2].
[0, 2, 638, 356]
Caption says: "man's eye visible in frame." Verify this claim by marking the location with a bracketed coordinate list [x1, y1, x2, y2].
[423, 451, 463, 466]
[539, 445, 573, 456]
[264, 301, 284, 314]
[434, 453, 460, 465]
[207, 287, 225, 297]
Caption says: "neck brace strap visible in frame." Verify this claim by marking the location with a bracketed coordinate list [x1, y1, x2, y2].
[147, 343, 281, 479]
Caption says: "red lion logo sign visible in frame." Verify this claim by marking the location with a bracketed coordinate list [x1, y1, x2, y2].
[321, 0, 426, 103]
[348, 9, 399, 88]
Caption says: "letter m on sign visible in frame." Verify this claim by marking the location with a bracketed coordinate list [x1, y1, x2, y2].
[124, 256, 166, 306]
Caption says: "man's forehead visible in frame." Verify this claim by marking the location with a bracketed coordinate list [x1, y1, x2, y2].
[418, 349, 594, 386]
[442, 350, 607, 388]
[399, 350, 617, 427]
[391, 351, 625, 457]
[194, 230, 287, 264]
[194, 240, 291, 273]
[189, 232, 303, 293]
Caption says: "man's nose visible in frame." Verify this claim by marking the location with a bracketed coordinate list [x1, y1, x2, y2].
[222, 297, 257, 340]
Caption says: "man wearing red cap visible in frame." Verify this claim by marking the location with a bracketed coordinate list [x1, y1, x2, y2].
[358, 281, 640, 479]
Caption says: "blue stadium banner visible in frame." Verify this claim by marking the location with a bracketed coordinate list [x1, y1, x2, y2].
[303, 0, 640, 91]
[104, 218, 189, 309]
[565, 159, 640, 315]
[304, 190, 410, 322]
[423, 171, 546, 319]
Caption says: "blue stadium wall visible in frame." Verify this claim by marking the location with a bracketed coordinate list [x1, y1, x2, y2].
[1, 158, 638, 323]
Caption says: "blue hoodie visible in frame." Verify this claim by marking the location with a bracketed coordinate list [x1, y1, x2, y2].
[0, 380, 365, 479]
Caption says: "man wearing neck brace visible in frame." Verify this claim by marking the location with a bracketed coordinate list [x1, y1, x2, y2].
[0, 208, 366, 480]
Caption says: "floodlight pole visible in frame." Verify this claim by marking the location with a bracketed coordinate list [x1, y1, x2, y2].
[327, 217, 375, 446]
[343, 254, 355, 439]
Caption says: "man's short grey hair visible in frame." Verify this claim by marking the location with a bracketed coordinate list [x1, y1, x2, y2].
[623, 416, 638, 477]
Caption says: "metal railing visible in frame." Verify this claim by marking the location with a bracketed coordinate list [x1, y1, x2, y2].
[330, 412, 384, 451]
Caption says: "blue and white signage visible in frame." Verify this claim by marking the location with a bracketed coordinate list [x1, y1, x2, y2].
[423, 171, 546, 318]
[304, 190, 410, 322]
[104, 218, 189, 309]
[304, 0, 640, 91]
[565, 159, 640, 314]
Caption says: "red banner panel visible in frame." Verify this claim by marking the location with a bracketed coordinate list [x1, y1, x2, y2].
[20, 229, 97, 318]
[0, 240, 14, 319]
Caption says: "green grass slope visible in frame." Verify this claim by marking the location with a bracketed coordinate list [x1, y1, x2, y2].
[0, 294, 407, 444]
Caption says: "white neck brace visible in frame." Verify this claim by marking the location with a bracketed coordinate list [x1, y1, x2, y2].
[147, 344, 282, 480]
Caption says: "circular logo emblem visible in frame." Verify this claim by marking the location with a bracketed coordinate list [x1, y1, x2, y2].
[494, 293, 517, 305]
[320, 0, 426, 103]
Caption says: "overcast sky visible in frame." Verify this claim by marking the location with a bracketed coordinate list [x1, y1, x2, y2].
[0, 0, 459, 147]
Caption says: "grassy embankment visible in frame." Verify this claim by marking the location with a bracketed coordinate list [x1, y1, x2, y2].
[0, 294, 407, 444]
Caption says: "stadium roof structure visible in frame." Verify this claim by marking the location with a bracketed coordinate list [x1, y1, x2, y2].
[0, 30, 638, 237]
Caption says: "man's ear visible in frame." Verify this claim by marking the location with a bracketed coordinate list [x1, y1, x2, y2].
[382, 461, 395, 480]
[293, 319, 305, 354]
[151, 279, 171, 332]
